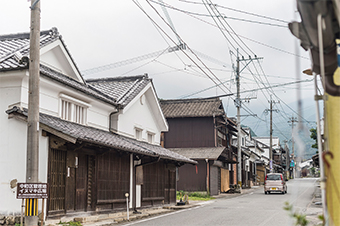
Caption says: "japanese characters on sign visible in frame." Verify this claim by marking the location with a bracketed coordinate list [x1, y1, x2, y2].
[17, 183, 49, 199]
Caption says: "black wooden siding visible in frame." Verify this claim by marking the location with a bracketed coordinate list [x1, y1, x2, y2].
[164, 117, 215, 148]
[177, 160, 207, 192]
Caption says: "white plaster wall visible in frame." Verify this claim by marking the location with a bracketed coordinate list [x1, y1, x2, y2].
[0, 117, 49, 215]
[87, 101, 112, 131]
[0, 74, 24, 215]
[0, 72, 49, 214]
[40, 40, 82, 82]
[117, 89, 161, 144]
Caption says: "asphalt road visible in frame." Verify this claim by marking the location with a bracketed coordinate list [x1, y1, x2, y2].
[123, 178, 317, 226]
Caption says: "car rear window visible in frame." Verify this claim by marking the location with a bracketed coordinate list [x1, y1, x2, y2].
[267, 175, 281, 180]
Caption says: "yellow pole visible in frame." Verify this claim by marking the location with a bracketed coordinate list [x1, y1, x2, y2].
[322, 37, 340, 225]
[324, 66, 340, 225]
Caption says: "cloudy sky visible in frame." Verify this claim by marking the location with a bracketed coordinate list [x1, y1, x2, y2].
[1, 0, 317, 140]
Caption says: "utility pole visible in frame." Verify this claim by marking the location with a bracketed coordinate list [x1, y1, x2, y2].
[235, 49, 262, 191]
[288, 116, 298, 178]
[265, 97, 279, 173]
[26, 1, 40, 225]
[283, 140, 289, 179]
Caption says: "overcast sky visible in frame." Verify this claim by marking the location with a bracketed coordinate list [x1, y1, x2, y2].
[1, 0, 317, 139]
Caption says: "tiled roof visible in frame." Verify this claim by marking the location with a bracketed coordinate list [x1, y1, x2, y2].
[0, 28, 59, 70]
[40, 65, 118, 106]
[86, 75, 151, 107]
[169, 147, 226, 160]
[0, 28, 81, 73]
[0, 28, 118, 107]
[7, 107, 195, 164]
[160, 97, 225, 118]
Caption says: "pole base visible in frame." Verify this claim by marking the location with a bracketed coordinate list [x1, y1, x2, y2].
[25, 216, 39, 226]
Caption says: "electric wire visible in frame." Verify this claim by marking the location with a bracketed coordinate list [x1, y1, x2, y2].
[145, 0, 234, 94]
[139, 0, 307, 138]
[201, 0, 266, 121]
[150, 0, 287, 28]
[175, 7, 308, 60]
[207, 0, 256, 56]
[132, 0, 233, 95]
[179, 0, 290, 24]
[204, 1, 304, 137]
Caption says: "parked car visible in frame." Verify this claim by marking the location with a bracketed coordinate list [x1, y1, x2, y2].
[264, 173, 287, 194]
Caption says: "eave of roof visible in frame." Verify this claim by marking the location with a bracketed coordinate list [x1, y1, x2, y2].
[6, 106, 196, 165]
[169, 147, 226, 160]
[160, 97, 225, 118]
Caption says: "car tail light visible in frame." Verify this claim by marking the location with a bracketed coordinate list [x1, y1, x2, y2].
[280, 175, 283, 184]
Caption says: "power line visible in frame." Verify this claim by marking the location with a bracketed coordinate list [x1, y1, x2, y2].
[169, 6, 309, 60]
[205, 0, 255, 56]
[134, 0, 233, 95]
[179, 0, 290, 24]
[201, 0, 266, 122]
[150, 0, 287, 28]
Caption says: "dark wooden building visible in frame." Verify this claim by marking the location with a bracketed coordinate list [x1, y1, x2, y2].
[160, 98, 237, 195]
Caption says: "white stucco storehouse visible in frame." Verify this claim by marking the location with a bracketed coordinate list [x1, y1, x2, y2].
[0, 28, 194, 218]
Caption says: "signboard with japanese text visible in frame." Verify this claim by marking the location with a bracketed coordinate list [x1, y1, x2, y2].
[16, 183, 49, 199]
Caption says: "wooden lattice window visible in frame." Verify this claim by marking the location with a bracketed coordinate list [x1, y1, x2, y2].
[48, 148, 66, 212]
[60, 94, 89, 125]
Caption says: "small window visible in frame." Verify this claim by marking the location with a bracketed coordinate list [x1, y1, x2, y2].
[135, 128, 142, 140]
[147, 132, 154, 144]
[60, 98, 88, 125]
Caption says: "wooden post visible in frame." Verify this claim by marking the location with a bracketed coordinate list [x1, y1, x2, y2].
[21, 199, 24, 226]
[41, 199, 45, 225]
[206, 159, 210, 195]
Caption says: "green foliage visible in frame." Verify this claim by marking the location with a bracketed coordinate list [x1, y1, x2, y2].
[310, 128, 318, 149]
[310, 167, 316, 176]
[176, 190, 215, 201]
[58, 221, 82, 226]
[318, 214, 324, 224]
[284, 202, 308, 226]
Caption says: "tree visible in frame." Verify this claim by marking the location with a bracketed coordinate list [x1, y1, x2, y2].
[310, 128, 318, 149]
